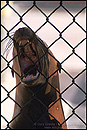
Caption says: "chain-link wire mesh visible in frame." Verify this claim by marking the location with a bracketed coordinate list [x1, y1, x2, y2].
[1, 1, 86, 129]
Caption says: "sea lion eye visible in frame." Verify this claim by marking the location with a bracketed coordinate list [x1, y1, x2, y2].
[19, 46, 25, 58]
[20, 46, 24, 52]
[19, 41, 22, 46]
[29, 43, 36, 56]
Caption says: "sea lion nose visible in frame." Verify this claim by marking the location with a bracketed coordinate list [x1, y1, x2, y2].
[19, 40, 36, 58]
[24, 44, 31, 53]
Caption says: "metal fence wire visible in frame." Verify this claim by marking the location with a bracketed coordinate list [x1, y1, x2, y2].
[1, 1, 87, 129]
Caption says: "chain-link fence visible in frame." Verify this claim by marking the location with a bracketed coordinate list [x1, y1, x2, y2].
[1, 1, 86, 129]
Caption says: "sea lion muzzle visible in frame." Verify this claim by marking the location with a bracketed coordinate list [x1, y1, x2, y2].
[16, 40, 41, 84]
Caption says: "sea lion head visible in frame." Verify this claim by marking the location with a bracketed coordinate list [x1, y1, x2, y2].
[12, 27, 49, 88]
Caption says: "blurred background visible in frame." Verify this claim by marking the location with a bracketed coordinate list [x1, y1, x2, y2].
[1, 1, 86, 129]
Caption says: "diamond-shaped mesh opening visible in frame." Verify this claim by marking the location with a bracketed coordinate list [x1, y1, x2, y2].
[50, 7, 72, 31]
[50, 38, 72, 62]
[1, 85, 8, 102]
[11, 1, 33, 15]
[75, 39, 86, 62]
[62, 54, 85, 72]
[63, 23, 86, 47]
[75, 102, 86, 122]
[1, 98, 15, 122]
[1, 6, 20, 31]
[75, 70, 86, 92]
[1, 26, 7, 42]
[37, 23, 59, 45]
[36, 1, 60, 15]
[23, 7, 46, 31]
[70, 84, 86, 105]
[63, 1, 86, 16]
[1, 1, 86, 129]
[76, 9, 86, 29]
[1, 56, 7, 70]
[1, 116, 8, 129]
[66, 114, 86, 129]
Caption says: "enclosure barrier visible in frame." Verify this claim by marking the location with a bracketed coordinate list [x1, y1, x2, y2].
[1, 1, 86, 129]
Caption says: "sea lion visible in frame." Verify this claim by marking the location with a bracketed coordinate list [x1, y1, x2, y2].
[10, 27, 67, 129]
